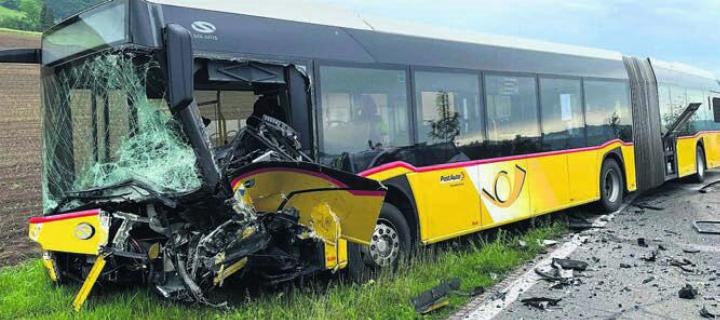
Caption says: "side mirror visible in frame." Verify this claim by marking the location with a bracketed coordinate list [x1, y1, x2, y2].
[164, 24, 194, 111]
[162, 24, 224, 195]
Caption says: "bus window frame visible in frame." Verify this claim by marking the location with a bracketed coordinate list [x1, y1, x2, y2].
[537, 74, 587, 150]
[313, 60, 414, 156]
[579, 76, 633, 145]
[410, 65, 486, 147]
[482, 70, 543, 154]
[41, 0, 131, 67]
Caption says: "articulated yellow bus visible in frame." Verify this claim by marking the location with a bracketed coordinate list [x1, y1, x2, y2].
[3, 0, 719, 308]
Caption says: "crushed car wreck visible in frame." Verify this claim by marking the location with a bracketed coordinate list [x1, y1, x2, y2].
[19, 21, 387, 311]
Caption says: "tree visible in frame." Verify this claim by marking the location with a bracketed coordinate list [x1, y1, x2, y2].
[17, 0, 40, 30]
[39, 2, 53, 30]
[428, 91, 460, 143]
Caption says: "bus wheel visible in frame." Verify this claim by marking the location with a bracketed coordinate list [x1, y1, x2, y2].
[599, 159, 624, 212]
[692, 147, 706, 183]
[347, 203, 411, 282]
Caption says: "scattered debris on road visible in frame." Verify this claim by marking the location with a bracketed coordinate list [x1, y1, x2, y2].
[637, 237, 648, 247]
[694, 220, 720, 235]
[699, 180, 720, 193]
[679, 284, 698, 299]
[520, 297, 562, 310]
[683, 247, 701, 254]
[552, 258, 588, 271]
[700, 306, 717, 319]
[633, 203, 664, 211]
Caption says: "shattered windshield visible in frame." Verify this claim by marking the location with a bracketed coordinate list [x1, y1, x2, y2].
[41, 53, 202, 212]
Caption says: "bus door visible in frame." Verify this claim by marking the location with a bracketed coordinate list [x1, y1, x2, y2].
[708, 96, 720, 167]
[662, 102, 701, 178]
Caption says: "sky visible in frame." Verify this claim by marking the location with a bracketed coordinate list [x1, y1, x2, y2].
[317, 0, 720, 77]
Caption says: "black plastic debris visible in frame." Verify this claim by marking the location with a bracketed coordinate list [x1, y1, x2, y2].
[619, 263, 632, 268]
[521, 297, 561, 310]
[670, 257, 695, 272]
[678, 284, 698, 299]
[700, 306, 717, 319]
[552, 258, 588, 271]
[699, 180, 720, 193]
[535, 268, 566, 282]
[641, 249, 658, 262]
[411, 278, 484, 314]
[642, 276, 655, 284]
[411, 278, 460, 314]
[637, 238, 648, 247]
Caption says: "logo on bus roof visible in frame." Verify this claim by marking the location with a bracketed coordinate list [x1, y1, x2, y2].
[191, 21, 216, 34]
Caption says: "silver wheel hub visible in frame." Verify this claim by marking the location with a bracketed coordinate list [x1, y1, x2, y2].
[604, 170, 620, 203]
[368, 221, 400, 267]
[698, 153, 705, 176]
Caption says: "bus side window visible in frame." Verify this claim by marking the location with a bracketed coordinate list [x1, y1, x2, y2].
[413, 71, 482, 163]
[319, 66, 410, 165]
[584, 80, 632, 146]
[539, 77, 585, 151]
[713, 98, 720, 123]
[484, 74, 541, 156]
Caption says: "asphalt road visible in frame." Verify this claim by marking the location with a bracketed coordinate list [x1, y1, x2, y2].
[455, 171, 720, 320]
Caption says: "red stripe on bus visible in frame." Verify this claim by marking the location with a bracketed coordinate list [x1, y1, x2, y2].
[359, 139, 633, 177]
[28, 209, 100, 224]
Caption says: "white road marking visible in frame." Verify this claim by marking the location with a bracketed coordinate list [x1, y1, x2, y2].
[461, 197, 635, 320]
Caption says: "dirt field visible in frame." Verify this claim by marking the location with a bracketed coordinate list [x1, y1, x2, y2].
[0, 29, 41, 266]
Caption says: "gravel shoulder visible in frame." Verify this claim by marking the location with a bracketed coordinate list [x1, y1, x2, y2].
[457, 171, 720, 320]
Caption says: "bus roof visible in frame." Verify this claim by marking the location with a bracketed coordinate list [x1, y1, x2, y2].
[143, 0, 716, 85]
[148, 0, 623, 61]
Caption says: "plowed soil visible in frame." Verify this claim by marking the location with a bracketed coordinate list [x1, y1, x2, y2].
[0, 29, 41, 267]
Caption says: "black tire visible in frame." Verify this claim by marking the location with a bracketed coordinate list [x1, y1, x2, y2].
[691, 147, 706, 183]
[347, 203, 411, 282]
[599, 159, 624, 212]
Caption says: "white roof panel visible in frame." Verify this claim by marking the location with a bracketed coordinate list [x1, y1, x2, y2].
[651, 58, 717, 80]
[148, 0, 623, 60]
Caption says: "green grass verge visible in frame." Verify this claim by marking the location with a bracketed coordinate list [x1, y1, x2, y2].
[0, 27, 41, 38]
[0, 223, 565, 320]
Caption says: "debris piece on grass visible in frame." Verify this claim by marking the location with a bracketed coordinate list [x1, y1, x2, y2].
[700, 306, 717, 319]
[411, 278, 461, 314]
[679, 284, 698, 299]
[521, 297, 561, 310]
[410, 278, 485, 314]
[540, 240, 559, 247]
[552, 258, 588, 271]
[516, 240, 528, 249]
[694, 221, 720, 235]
